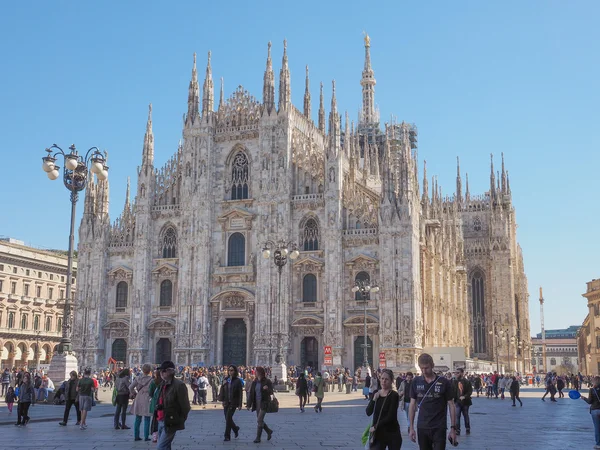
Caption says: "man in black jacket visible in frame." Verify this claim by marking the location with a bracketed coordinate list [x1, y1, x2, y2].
[220, 365, 243, 442]
[156, 361, 190, 450]
[453, 368, 473, 435]
[246, 366, 274, 443]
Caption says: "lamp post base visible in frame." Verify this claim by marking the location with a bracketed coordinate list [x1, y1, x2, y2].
[271, 362, 288, 390]
[47, 353, 78, 384]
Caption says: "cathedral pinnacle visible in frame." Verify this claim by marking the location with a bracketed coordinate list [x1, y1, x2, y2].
[456, 156, 463, 204]
[490, 153, 496, 199]
[187, 53, 200, 124]
[328, 80, 338, 135]
[360, 33, 377, 126]
[125, 176, 131, 209]
[263, 42, 275, 113]
[303, 65, 311, 119]
[278, 39, 291, 111]
[501, 152, 507, 194]
[219, 77, 224, 111]
[318, 81, 325, 133]
[202, 50, 214, 118]
[465, 173, 470, 202]
[142, 103, 154, 167]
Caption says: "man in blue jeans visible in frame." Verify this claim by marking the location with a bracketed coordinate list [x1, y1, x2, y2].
[155, 361, 190, 450]
[452, 368, 473, 435]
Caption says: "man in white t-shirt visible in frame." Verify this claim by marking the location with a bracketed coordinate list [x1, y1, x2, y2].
[198, 373, 209, 407]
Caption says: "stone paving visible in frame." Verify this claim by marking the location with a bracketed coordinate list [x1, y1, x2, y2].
[0, 386, 593, 449]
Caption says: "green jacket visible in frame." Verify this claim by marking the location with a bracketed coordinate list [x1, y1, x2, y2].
[149, 379, 160, 414]
[314, 376, 325, 399]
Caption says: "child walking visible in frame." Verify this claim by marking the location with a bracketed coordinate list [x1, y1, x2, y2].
[6, 386, 15, 414]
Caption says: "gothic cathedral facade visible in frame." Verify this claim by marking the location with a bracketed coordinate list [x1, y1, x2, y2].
[74, 37, 530, 372]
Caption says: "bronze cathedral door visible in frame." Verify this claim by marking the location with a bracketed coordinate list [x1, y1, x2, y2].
[222, 319, 247, 366]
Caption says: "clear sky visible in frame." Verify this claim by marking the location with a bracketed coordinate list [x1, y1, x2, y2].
[1, 1, 598, 335]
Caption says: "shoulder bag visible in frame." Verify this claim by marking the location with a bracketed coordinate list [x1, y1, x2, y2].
[369, 392, 390, 446]
[265, 391, 279, 413]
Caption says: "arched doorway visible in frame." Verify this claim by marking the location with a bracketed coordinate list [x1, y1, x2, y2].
[222, 319, 246, 365]
[111, 339, 127, 363]
[354, 336, 373, 372]
[156, 338, 172, 364]
[301, 337, 319, 369]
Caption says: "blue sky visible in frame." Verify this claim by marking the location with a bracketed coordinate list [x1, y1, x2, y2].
[1, 1, 598, 335]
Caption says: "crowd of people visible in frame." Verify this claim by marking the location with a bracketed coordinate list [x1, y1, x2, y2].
[1, 362, 598, 449]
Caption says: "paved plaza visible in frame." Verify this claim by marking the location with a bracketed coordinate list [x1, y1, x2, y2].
[0, 386, 591, 449]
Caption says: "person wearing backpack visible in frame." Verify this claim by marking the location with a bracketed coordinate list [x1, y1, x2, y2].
[114, 368, 132, 430]
[198, 372, 209, 407]
[190, 374, 199, 405]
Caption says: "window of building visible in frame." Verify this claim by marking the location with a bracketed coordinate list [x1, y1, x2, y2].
[473, 217, 482, 232]
[21, 314, 28, 330]
[61, 276, 65, 282]
[596, 336, 600, 349]
[60, 289, 64, 299]
[162, 227, 177, 258]
[57, 317, 63, 332]
[45, 316, 51, 332]
[8, 312, 15, 329]
[38, 272, 42, 278]
[116, 281, 128, 309]
[160, 280, 173, 307]
[24, 284, 29, 296]
[25, 269, 30, 276]
[302, 274, 317, 302]
[302, 218, 319, 251]
[36, 286, 41, 298]
[33, 315, 40, 331]
[0, 264, 3, 271]
[13, 267, 17, 274]
[48, 287, 53, 299]
[550, 358, 556, 366]
[227, 233, 245, 267]
[471, 271, 486, 354]
[354, 271, 371, 301]
[11, 282, 16, 294]
[111, 339, 127, 363]
[0, 280, 3, 292]
[230, 151, 249, 200]
[50, 274, 54, 280]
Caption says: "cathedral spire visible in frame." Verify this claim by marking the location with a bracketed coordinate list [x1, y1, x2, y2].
[278, 39, 291, 111]
[360, 33, 377, 125]
[490, 153, 496, 199]
[263, 42, 275, 113]
[456, 156, 463, 205]
[501, 152, 507, 194]
[329, 80, 338, 134]
[506, 171, 512, 196]
[344, 111, 350, 157]
[465, 173, 471, 202]
[318, 82, 325, 133]
[422, 160, 429, 203]
[303, 65, 311, 119]
[218, 77, 224, 111]
[202, 51, 214, 118]
[125, 176, 131, 210]
[187, 53, 200, 123]
[142, 103, 154, 167]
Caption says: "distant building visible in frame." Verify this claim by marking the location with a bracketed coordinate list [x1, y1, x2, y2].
[0, 238, 76, 369]
[535, 325, 580, 339]
[577, 278, 600, 375]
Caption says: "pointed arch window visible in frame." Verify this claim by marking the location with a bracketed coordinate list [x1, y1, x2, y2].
[302, 218, 319, 251]
[227, 233, 246, 267]
[473, 217, 482, 232]
[160, 280, 173, 307]
[471, 271, 486, 354]
[116, 281, 128, 309]
[57, 317, 63, 333]
[354, 271, 371, 300]
[162, 227, 177, 258]
[21, 314, 28, 330]
[302, 274, 317, 303]
[231, 152, 249, 200]
[45, 316, 51, 332]
[33, 315, 40, 331]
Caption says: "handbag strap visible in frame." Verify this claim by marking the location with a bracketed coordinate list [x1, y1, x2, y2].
[418, 376, 440, 410]
[374, 391, 390, 429]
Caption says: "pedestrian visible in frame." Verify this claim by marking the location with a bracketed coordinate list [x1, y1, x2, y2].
[313, 371, 325, 413]
[408, 353, 457, 449]
[509, 376, 522, 407]
[581, 375, 600, 449]
[149, 369, 162, 443]
[114, 368, 132, 430]
[76, 368, 95, 430]
[246, 366, 274, 443]
[473, 374, 482, 397]
[542, 373, 557, 402]
[155, 360, 191, 450]
[130, 363, 153, 441]
[15, 371, 35, 427]
[296, 372, 308, 412]
[364, 370, 372, 400]
[197, 371, 209, 407]
[220, 364, 243, 442]
[1, 368, 10, 396]
[557, 376, 565, 398]
[366, 368, 402, 450]
[453, 368, 472, 436]
[6, 386, 16, 414]
[59, 371, 81, 426]
[398, 372, 414, 432]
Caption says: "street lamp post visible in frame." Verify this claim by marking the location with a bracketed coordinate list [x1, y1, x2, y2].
[489, 322, 500, 372]
[351, 278, 379, 370]
[262, 239, 299, 384]
[41, 144, 108, 381]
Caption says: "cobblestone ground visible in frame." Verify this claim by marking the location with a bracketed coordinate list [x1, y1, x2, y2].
[0, 386, 592, 449]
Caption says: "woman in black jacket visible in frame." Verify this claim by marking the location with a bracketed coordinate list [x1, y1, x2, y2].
[296, 373, 308, 412]
[366, 369, 401, 450]
[246, 366, 274, 443]
[220, 365, 243, 442]
[114, 368, 131, 430]
[581, 375, 600, 448]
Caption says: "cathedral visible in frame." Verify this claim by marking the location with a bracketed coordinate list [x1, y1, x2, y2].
[73, 36, 530, 373]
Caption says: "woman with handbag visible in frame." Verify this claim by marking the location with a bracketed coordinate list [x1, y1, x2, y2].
[366, 369, 401, 450]
[129, 364, 153, 441]
[114, 368, 132, 430]
[246, 366, 274, 443]
[313, 372, 325, 413]
[295, 373, 308, 412]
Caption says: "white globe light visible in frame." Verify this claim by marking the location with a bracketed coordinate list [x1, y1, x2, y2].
[42, 160, 54, 173]
[290, 249, 300, 260]
[365, 285, 371, 291]
[352, 286, 359, 293]
[371, 286, 380, 293]
[262, 249, 271, 259]
[47, 169, 60, 180]
[91, 161, 104, 174]
[65, 157, 78, 171]
[96, 170, 108, 181]
[280, 248, 288, 256]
